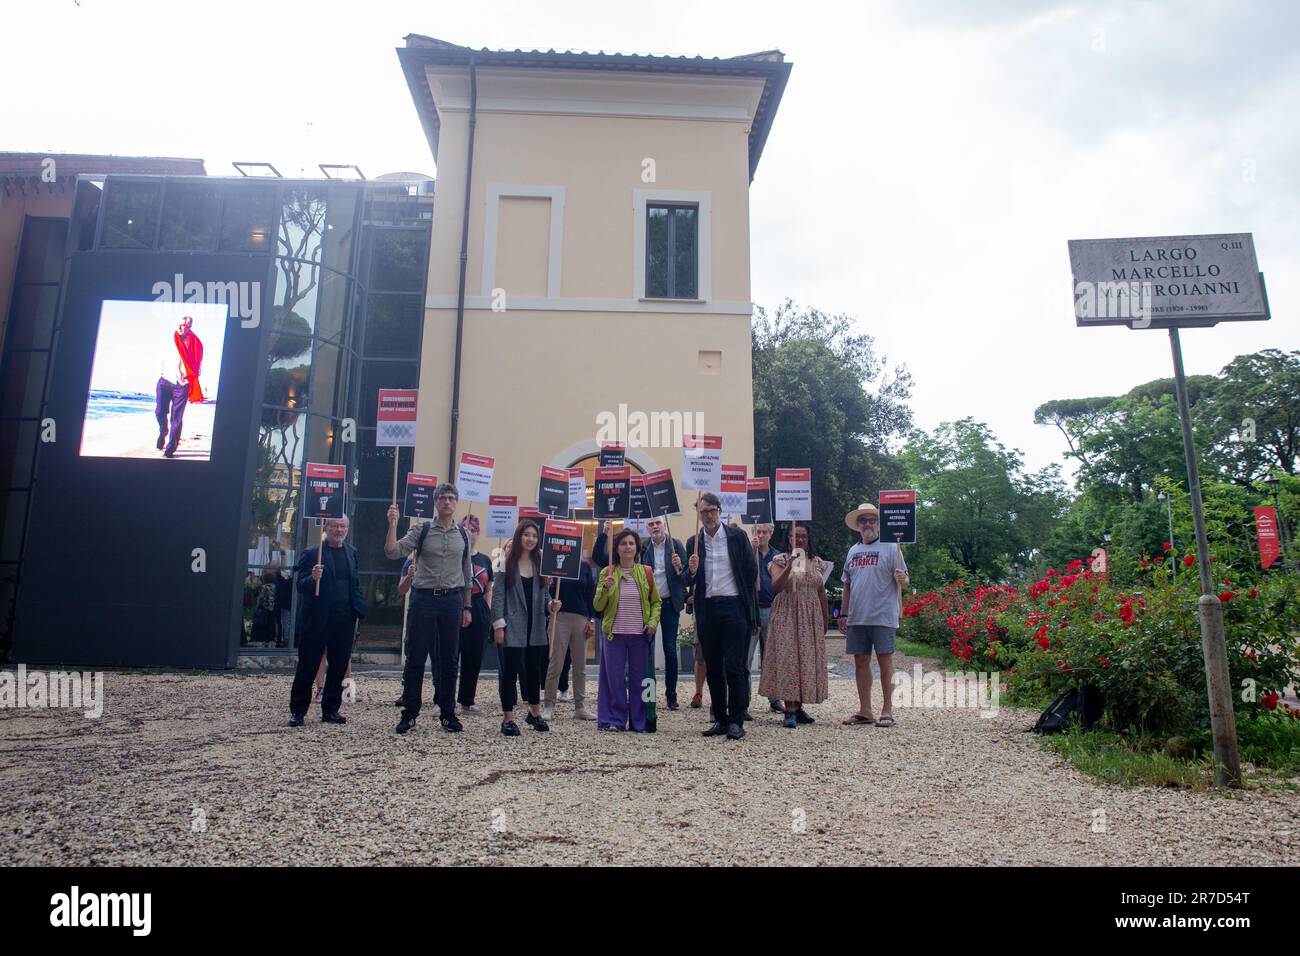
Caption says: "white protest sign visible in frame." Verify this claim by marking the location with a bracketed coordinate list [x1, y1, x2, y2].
[486, 495, 518, 539]
[774, 468, 812, 521]
[455, 452, 495, 504]
[567, 467, 587, 512]
[682, 434, 723, 492]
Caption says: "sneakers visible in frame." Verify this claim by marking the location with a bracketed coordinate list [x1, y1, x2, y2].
[574, 708, 597, 721]
[525, 712, 550, 732]
[541, 705, 555, 721]
[463, 704, 480, 713]
[501, 720, 521, 737]
[440, 715, 463, 733]
[395, 715, 416, 735]
[690, 693, 703, 709]
[558, 690, 572, 702]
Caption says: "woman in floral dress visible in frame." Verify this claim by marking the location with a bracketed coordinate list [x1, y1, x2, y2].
[759, 523, 831, 728]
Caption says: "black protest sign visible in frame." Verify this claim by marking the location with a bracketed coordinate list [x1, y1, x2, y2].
[594, 466, 631, 519]
[537, 465, 569, 516]
[599, 441, 626, 468]
[403, 472, 439, 520]
[642, 468, 680, 516]
[629, 475, 652, 519]
[743, 477, 773, 525]
[879, 489, 917, 544]
[304, 463, 347, 519]
[540, 519, 583, 580]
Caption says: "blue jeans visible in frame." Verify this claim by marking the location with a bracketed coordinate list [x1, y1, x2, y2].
[660, 601, 681, 704]
[402, 590, 462, 718]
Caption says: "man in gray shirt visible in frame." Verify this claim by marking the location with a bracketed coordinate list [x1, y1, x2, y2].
[386, 482, 472, 735]
[840, 503, 908, 728]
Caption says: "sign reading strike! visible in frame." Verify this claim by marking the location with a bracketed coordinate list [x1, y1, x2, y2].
[599, 441, 626, 468]
[455, 453, 494, 503]
[305, 462, 347, 519]
[719, 464, 748, 517]
[879, 489, 917, 544]
[376, 389, 418, 447]
[486, 495, 518, 540]
[537, 466, 570, 516]
[643, 468, 681, 516]
[1069, 234, 1269, 330]
[541, 519, 583, 580]
[682, 435, 723, 491]
[743, 477, 773, 525]
[1255, 506, 1282, 569]
[774, 468, 811, 521]
[594, 466, 631, 519]
[403, 472, 439, 520]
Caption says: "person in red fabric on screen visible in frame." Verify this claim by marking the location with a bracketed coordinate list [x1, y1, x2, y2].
[155, 315, 203, 458]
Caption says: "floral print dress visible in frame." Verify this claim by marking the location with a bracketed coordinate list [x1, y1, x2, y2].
[758, 567, 829, 704]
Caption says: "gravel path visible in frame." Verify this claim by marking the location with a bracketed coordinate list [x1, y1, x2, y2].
[1, 656, 1295, 866]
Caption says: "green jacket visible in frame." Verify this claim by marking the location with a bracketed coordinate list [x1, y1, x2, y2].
[592, 563, 662, 638]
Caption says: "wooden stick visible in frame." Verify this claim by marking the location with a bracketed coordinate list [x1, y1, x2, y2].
[896, 538, 905, 613]
[548, 576, 561, 647]
[314, 520, 325, 596]
[390, 449, 399, 507]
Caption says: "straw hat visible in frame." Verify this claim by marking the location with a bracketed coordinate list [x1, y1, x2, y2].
[844, 502, 880, 531]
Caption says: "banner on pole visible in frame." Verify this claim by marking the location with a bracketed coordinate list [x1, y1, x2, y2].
[1255, 505, 1282, 569]
[376, 389, 418, 447]
[455, 452, 495, 503]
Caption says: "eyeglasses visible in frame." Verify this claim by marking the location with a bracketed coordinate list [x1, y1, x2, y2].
[699, 508, 720, 516]
[435, 495, 458, 503]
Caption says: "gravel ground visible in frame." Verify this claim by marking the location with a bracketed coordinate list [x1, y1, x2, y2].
[2, 654, 1296, 866]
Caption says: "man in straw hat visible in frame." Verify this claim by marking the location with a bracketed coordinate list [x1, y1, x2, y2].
[840, 502, 909, 728]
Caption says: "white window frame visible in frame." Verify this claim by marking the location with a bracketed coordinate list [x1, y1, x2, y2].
[634, 188, 711, 303]
[481, 183, 565, 300]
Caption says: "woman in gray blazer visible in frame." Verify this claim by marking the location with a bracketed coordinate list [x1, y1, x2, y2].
[492, 519, 559, 735]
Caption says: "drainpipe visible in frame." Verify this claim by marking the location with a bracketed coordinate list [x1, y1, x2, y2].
[447, 54, 477, 478]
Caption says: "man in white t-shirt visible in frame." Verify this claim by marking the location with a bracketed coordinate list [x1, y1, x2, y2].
[840, 503, 908, 727]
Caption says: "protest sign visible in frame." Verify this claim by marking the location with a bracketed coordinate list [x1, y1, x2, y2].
[540, 519, 583, 580]
[537, 466, 570, 516]
[682, 434, 723, 492]
[403, 472, 439, 520]
[594, 466, 632, 520]
[774, 468, 811, 521]
[486, 495, 518, 540]
[455, 453, 494, 504]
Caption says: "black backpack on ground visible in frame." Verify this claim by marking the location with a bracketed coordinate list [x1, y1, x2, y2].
[1033, 684, 1103, 734]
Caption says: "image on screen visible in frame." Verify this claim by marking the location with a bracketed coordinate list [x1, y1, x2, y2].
[80, 299, 227, 461]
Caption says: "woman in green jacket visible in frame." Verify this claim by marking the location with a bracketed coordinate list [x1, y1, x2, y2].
[593, 528, 662, 732]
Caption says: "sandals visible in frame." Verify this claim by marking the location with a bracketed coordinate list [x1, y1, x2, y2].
[876, 715, 896, 728]
[842, 713, 875, 725]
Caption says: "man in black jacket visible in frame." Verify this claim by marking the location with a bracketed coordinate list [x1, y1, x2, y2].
[287, 516, 368, 726]
[642, 515, 688, 710]
[683, 492, 759, 740]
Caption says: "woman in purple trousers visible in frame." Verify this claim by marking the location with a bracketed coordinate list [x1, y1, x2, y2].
[593, 529, 662, 732]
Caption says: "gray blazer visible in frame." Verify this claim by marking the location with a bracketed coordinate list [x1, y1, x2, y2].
[491, 569, 549, 648]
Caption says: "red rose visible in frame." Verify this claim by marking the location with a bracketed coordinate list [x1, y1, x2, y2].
[1249, 588, 1258, 598]
[1162, 541, 1171, 552]
[1219, 591, 1235, 603]
[1261, 692, 1278, 711]
[1183, 555, 1195, 567]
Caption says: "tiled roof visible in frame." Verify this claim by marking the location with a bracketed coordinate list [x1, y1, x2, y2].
[397, 36, 790, 181]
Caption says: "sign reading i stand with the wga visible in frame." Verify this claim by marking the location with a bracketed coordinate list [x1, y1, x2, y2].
[1068, 233, 1269, 330]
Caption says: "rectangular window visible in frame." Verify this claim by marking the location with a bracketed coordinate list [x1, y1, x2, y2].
[159, 181, 221, 251]
[99, 179, 162, 249]
[645, 203, 698, 299]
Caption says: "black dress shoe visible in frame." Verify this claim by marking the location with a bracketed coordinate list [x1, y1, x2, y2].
[726, 722, 746, 740]
[440, 715, 463, 733]
[795, 708, 815, 724]
[743, 712, 755, 722]
[156, 433, 166, 450]
[667, 700, 680, 711]
[395, 715, 416, 734]
[525, 712, 550, 732]
[163, 448, 176, 458]
[321, 712, 346, 724]
[287, 714, 304, 727]
[702, 721, 728, 737]
[501, 720, 521, 737]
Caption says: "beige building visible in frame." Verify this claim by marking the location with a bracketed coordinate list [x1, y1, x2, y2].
[398, 37, 790, 542]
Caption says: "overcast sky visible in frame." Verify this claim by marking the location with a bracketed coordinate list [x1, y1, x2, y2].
[6, 0, 1296, 481]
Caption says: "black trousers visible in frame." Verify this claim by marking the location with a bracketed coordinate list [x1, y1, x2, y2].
[289, 609, 356, 716]
[696, 597, 750, 725]
[154, 377, 188, 453]
[457, 597, 490, 707]
[660, 601, 681, 703]
[402, 590, 462, 719]
[498, 644, 546, 711]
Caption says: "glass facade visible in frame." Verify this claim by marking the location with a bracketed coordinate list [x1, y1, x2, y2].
[4, 174, 431, 658]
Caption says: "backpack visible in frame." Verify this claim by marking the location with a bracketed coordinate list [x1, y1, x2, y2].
[1033, 684, 1104, 734]
[414, 521, 469, 562]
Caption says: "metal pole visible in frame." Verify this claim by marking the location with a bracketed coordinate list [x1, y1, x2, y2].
[1164, 495, 1174, 554]
[1169, 328, 1240, 786]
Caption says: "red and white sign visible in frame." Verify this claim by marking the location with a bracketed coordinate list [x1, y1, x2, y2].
[305, 462, 348, 519]
[719, 464, 748, 517]
[567, 467, 588, 512]
[682, 434, 723, 492]
[1255, 505, 1282, 569]
[487, 495, 518, 540]
[455, 452, 495, 503]
[519, 505, 548, 526]
[376, 389, 418, 447]
[774, 468, 812, 521]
